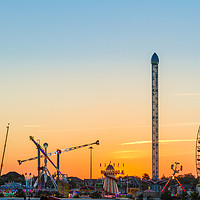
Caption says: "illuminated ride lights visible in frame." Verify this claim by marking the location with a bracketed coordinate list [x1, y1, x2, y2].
[18, 136, 99, 190]
[18, 140, 99, 165]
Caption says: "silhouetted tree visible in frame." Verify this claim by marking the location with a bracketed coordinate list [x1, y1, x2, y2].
[161, 175, 167, 180]
[0, 171, 25, 185]
[177, 173, 197, 185]
[142, 173, 150, 180]
[0, 177, 5, 185]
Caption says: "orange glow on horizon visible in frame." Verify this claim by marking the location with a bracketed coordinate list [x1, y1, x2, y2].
[0, 123, 197, 180]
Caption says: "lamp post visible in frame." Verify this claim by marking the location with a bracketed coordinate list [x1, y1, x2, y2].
[43, 142, 48, 189]
[89, 147, 93, 180]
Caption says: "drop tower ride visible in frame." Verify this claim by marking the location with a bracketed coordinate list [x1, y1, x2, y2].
[151, 53, 159, 181]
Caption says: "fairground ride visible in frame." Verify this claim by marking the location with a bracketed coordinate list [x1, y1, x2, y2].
[161, 162, 185, 193]
[100, 162, 124, 196]
[18, 136, 99, 189]
[196, 126, 200, 180]
[18, 139, 99, 165]
[0, 124, 10, 177]
[29, 136, 67, 190]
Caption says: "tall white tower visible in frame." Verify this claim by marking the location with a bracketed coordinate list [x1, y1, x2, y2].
[151, 53, 159, 181]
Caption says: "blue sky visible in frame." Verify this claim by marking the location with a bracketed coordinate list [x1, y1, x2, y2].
[1, 1, 200, 65]
[0, 0, 200, 178]
[1, 0, 199, 112]
[1, 0, 200, 98]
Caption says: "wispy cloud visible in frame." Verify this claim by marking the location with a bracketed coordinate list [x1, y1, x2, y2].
[111, 150, 139, 159]
[174, 93, 200, 96]
[21, 125, 43, 128]
[122, 141, 152, 145]
[121, 139, 195, 145]
[39, 122, 199, 133]
[38, 126, 149, 133]
[112, 150, 138, 154]
[160, 122, 199, 127]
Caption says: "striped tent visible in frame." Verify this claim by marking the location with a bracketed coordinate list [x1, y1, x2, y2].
[103, 164, 119, 195]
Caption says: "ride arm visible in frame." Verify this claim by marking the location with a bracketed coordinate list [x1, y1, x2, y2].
[175, 178, 186, 192]
[18, 155, 44, 165]
[59, 140, 99, 154]
[17, 139, 99, 165]
[161, 178, 170, 192]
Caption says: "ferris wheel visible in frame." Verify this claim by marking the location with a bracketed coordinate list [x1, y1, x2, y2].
[196, 126, 200, 179]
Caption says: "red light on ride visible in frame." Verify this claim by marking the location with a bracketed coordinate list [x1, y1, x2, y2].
[57, 150, 62, 154]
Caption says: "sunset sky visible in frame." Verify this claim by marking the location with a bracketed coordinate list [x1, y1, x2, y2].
[0, 1, 200, 180]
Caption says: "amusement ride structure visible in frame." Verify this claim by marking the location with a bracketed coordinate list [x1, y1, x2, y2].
[33, 142, 57, 190]
[0, 123, 10, 177]
[141, 53, 164, 191]
[195, 126, 200, 194]
[30, 136, 67, 190]
[196, 126, 200, 179]
[101, 163, 124, 196]
[151, 53, 159, 182]
[18, 136, 99, 190]
[161, 162, 185, 193]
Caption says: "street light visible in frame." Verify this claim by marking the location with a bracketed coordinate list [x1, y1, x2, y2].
[89, 147, 93, 180]
[43, 143, 48, 188]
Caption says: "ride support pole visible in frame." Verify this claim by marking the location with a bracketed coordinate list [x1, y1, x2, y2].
[57, 153, 60, 179]
[37, 145, 41, 189]
[175, 178, 186, 192]
[161, 179, 170, 192]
